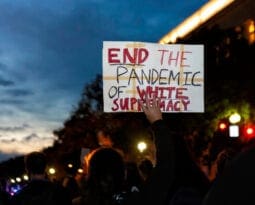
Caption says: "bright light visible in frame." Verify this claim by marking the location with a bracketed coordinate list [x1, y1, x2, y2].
[68, 164, 73, 168]
[23, 175, 29, 181]
[176, 15, 200, 38]
[246, 127, 254, 135]
[48, 167, 56, 175]
[137, 142, 147, 153]
[229, 113, 241, 124]
[246, 20, 255, 44]
[245, 127, 254, 135]
[249, 21, 255, 33]
[159, 0, 234, 43]
[219, 122, 227, 130]
[10, 178, 15, 183]
[16, 177, 21, 183]
[243, 125, 255, 139]
[77, 168, 83, 174]
[229, 125, 239, 137]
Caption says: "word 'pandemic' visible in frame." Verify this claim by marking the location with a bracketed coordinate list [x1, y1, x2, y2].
[116, 66, 202, 86]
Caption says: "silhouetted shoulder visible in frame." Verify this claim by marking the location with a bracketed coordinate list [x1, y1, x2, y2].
[203, 146, 255, 205]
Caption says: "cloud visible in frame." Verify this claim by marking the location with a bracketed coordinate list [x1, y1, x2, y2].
[5, 88, 34, 97]
[0, 123, 30, 132]
[0, 132, 54, 159]
[23, 133, 39, 141]
[0, 99, 25, 105]
[0, 75, 14, 86]
[0, 138, 16, 143]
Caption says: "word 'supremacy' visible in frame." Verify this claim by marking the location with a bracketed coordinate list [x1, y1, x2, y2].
[103, 41, 204, 113]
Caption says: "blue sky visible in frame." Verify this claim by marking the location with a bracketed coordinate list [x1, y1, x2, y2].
[0, 0, 207, 162]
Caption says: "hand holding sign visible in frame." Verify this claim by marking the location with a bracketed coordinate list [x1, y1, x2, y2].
[140, 95, 162, 124]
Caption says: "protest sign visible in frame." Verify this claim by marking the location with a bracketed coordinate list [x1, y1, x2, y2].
[103, 41, 204, 113]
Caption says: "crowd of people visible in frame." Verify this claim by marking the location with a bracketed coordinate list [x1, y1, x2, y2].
[1, 96, 255, 205]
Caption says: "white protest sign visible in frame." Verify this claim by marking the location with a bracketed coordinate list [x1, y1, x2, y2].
[102, 41, 204, 113]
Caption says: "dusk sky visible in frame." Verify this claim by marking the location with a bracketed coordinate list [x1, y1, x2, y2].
[0, 0, 208, 162]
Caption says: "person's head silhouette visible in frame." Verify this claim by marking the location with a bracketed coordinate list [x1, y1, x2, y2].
[25, 151, 47, 178]
[87, 147, 125, 192]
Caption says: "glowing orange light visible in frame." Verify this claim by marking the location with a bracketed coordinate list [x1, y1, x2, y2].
[219, 122, 227, 130]
[249, 22, 255, 33]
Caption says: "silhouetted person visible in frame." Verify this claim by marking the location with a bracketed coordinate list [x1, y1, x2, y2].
[74, 96, 210, 205]
[124, 162, 143, 193]
[129, 96, 210, 205]
[72, 147, 126, 205]
[96, 128, 113, 148]
[203, 141, 255, 205]
[62, 174, 80, 200]
[11, 151, 72, 205]
[138, 159, 153, 182]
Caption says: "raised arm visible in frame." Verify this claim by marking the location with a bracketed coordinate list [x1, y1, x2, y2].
[136, 97, 177, 205]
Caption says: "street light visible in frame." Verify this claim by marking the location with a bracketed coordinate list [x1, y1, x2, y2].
[48, 167, 56, 175]
[229, 113, 241, 124]
[77, 168, 83, 174]
[23, 175, 29, 181]
[16, 177, 21, 183]
[228, 113, 241, 137]
[137, 141, 147, 153]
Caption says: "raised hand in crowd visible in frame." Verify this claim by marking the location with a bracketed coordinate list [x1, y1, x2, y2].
[140, 96, 162, 124]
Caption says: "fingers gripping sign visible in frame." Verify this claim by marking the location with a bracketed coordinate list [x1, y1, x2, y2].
[140, 95, 163, 124]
